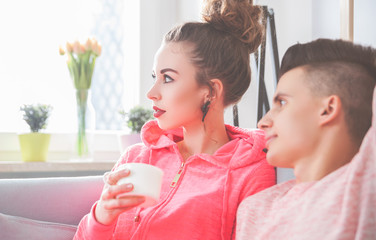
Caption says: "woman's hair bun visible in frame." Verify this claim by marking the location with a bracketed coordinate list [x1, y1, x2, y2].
[202, 0, 264, 53]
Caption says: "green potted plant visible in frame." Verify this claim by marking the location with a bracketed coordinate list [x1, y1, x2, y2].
[18, 104, 53, 162]
[118, 105, 154, 153]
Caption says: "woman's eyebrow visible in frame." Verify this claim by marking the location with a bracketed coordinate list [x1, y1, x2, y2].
[160, 68, 179, 74]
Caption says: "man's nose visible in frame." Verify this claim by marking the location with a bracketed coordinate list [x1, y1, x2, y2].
[257, 111, 272, 130]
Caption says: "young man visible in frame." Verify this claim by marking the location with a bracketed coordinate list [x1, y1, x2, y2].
[236, 39, 376, 240]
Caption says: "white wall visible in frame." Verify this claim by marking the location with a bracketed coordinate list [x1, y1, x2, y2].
[354, 0, 376, 46]
[312, 0, 340, 40]
[123, 0, 141, 112]
[256, 0, 313, 59]
[234, 0, 313, 128]
[312, 0, 376, 47]
[136, 0, 203, 111]
[176, 0, 202, 23]
[139, 0, 178, 109]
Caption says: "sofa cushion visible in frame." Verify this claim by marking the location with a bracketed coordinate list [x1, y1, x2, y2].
[0, 175, 104, 225]
[0, 213, 77, 240]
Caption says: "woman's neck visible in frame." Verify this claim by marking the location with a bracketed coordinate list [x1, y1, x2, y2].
[177, 118, 230, 161]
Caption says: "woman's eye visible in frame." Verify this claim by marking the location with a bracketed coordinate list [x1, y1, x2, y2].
[280, 99, 286, 106]
[163, 74, 174, 83]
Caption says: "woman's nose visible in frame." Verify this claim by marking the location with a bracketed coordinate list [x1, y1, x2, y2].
[147, 83, 161, 101]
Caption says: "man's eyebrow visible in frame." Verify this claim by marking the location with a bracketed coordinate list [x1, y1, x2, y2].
[273, 92, 290, 103]
[160, 68, 178, 74]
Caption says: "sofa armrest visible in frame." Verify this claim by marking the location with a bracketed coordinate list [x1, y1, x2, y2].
[0, 175, 104, 225]
[0, 213, 77, 240]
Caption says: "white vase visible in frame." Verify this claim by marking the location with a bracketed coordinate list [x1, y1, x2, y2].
[72, 89, 96, 161]
[117, 133, 141, 154]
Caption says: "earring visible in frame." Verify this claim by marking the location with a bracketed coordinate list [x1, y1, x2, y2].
[201, 100, 211, 122]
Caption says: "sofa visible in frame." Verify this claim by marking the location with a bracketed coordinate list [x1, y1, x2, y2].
[0, 169, 294, 240]
[0, 176, 104, 240]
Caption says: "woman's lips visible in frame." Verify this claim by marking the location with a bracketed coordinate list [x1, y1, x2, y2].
[153, 106, 166, 118]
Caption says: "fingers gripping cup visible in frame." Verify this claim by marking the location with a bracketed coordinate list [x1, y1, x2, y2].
[117, 163, 164, 208]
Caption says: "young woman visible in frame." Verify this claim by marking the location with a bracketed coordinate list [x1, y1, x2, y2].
[74, 1, 275, 239]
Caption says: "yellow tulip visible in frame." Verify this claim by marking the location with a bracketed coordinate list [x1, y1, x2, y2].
[73, 40, 82, 54]
[66, 41, 73, 53]
[59, 46, 65, 55]
[60, 36, 101, 90]
[91, 37, 98, 46]
[85, 38, 93, 51]
[80, 43, 86, 53]
[94, 44, 102, 56]
[92, 39, 102, 56]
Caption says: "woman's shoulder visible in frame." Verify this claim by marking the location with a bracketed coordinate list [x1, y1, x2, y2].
[126, 142, 149, 153]
[225, 125, 265, 142]
[224, 128, 267, 170]
[117, 143, 151, 165]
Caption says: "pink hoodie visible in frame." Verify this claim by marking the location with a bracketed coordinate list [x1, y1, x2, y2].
[74, 121, 276, 240]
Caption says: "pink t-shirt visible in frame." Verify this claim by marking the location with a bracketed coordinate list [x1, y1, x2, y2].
[236, 87, 376, 240]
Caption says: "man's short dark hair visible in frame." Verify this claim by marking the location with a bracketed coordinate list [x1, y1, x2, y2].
[280, 39, 376, 144]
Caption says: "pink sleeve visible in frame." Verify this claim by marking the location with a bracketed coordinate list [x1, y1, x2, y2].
[231, 159, 276, 240]
[240, 159, 276, 201]
[73, 202, 116, 240]
[74, 145, 145, 239]
[73, 154, 122, 239]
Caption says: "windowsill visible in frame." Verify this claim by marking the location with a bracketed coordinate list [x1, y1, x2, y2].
[0, 131, 140, 177]
[0, 131, 133, 162]
[0, 160, 116, 173]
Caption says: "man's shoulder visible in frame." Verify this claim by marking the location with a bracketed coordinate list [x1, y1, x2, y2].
[236, 179, 296, 238]
[239, 179, 295, 211]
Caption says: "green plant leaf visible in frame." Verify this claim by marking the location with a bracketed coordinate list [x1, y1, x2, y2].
[20, 104, 53, 133]
[120, 105, 154, 133]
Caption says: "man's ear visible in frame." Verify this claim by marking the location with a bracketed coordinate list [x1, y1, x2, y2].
[209, 79, 224, 103]
[319, 95, 342, 126]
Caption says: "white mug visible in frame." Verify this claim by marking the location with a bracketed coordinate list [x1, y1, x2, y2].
[117, 163, 164, 208]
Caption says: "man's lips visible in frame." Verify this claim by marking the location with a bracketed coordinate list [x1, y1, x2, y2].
[153, 106, 166, 118]
[265, 134, 277, 148]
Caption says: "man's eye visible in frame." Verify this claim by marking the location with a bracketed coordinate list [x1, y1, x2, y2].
[164, 74, 174, 83]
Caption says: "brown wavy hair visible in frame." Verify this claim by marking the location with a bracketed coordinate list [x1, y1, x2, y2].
[164, 0, 264, 106]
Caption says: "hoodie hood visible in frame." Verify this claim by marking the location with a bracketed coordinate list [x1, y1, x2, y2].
[141, 120, 266, 169]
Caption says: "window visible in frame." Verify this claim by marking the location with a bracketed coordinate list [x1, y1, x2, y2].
[0, 0, 134, 133]
[0, 0, 205, 162]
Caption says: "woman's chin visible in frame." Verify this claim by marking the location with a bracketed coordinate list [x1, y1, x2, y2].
[156, 120, 178, 131]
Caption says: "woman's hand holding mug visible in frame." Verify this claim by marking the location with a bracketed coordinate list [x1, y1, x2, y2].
[95, 168, 146, 225]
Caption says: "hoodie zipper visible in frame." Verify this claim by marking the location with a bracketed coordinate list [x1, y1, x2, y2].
[170, 160, 185, 187]
[137, 160, 187, 239]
